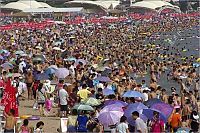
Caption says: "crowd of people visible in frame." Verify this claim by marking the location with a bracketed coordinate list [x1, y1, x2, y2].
[0, 11, 200, 133]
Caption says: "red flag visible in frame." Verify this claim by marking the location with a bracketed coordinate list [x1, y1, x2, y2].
[1, 79, 18, 117]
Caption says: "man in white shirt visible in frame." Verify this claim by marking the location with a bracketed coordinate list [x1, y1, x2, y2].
[69, 63, 75, 77]
[132, 111, 147, 133]
[59, 85, 69, 117]
[143, 90, 149, 101]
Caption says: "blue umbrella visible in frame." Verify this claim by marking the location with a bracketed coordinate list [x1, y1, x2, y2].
[142, 108, 167, 123]
[1, 62, 14, 70]
[35, 73, 50, 80]
[3, 52, 10, 57]
[151, 103, 173, 119]
[103, 88, 115, 96]
[177, 127, 190, 133]
[44, 68, 56, 75]
[104, 100, 127, 107]
[15, 50, 24, 55]
[143, 98, 162, 107]
[101, 68, 112, 76]
[64, 57, 76, 61]
[0, 55, 4, 60]
[124, 103, 148, 126]
[122, 90, 144, 98]
[95, 76, 111, 82]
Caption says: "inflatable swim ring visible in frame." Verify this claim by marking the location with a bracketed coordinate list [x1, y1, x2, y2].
[28, 116, 40, 121]
[20, 115, 32, 119]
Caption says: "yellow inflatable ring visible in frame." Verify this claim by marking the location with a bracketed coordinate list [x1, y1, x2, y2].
[20, 115, 32, 119]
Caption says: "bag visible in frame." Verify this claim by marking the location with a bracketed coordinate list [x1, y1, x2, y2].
[33, 102, 38, 109]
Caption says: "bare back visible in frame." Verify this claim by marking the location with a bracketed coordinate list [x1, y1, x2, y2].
[5, 116, 16, 130]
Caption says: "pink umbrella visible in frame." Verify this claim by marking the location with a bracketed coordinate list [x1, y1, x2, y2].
[98, 105, 124, 127]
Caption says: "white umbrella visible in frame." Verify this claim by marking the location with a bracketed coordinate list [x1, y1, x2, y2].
[55, 68, 69, 79]
[53, 47, 62, 51]
[35, 46, 43, 50]
[48, 65, 58, 70]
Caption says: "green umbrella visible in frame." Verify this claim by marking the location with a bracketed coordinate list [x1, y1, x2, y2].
[72, 104, 94, 111]
[83, 97, 101, 106]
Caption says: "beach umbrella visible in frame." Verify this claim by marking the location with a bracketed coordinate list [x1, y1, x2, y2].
[83, 97, 101, 106]
[64, 57, 76, 62]
[143, 98, 162, 107]
[122, 90, 144, 98]
[35, 46, 43, 50]
[20, 53, 28, 57]
[103, 88, 115, 96]
[0, 55, 4, 60]
[35, 73, 50, 80]
[72, 104, 94, 111]
[75, 59, 87, 66]
[142, 108, 167, 123]
[104, 100, 127, 107]
[53, 47, 62, 51]
[55, 68, 69, 79]
[98, 105, 124, 126]
[124, 103, 148, 126]
[1, 62, 14, 70]
[48, 65, 58, 70]
[151, 103, 173, 118]
[95, 76, 111, 82]
[33, 57, 44, 62]
[44, 68, 56, 75]
[177, 127, 190, 133]
[15, 50, 24, 55]
[101, 68, 112, 76]
[0, 49, 8, 54]
[95, 66, 106, 72]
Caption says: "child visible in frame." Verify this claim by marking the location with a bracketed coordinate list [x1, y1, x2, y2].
[4, 109, 17, 133]
[35, 121, 44, 133]
[19, 119, 30, 133]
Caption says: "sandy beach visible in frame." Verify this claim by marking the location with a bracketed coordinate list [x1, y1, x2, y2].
[19, 100, 60, 133]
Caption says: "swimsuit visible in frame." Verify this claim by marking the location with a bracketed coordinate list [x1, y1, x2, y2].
[4, 129, 14, 133]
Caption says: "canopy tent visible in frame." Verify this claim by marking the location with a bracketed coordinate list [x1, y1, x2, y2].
[23, 7, 84, 13]
[11, 12, 32, 17]
[65, 0, 120, 13]
[129, 0, 180, 12]
[2, 0, 52, 11]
